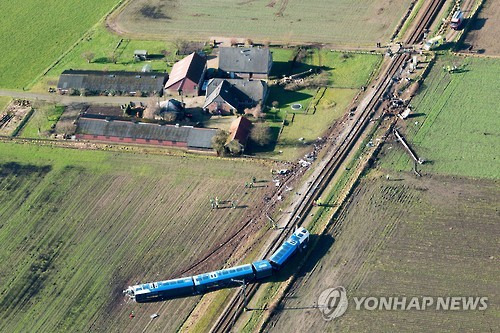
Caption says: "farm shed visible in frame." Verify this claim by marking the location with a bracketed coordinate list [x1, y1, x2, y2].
[218, 47, 272, 79]
[203, 79, 267, 115]
[164, 52, 207, 97]
[76, 118, 216, 150]
[226, 116, 252, 150]
[134, 50, 148, 61]
[57, 70, 168, 96]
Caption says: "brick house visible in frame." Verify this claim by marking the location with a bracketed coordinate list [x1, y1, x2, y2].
[203, 79, 267, 115]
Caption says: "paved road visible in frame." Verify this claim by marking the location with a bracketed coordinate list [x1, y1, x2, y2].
[0, 89, 154, 106]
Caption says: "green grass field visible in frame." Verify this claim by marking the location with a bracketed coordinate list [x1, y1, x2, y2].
[382, 56, 500, 179]
[0, 143, 269, 332]
[0, 97, 11, 112]
[32, 27, 176, 92]
[114, 0, 412, 45]
[0, 0, 120, 89]
[19, 104, 64, 138]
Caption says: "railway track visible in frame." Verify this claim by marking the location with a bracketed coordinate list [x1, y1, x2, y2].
[210, 1, 445, 332]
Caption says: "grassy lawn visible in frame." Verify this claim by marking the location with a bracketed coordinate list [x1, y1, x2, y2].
[32, 27, 175, 92]
[273, 88, 358, 160]
[382, 56, 500, 179]
[0, 0, 120, 89]
[114, 0, 413, 45]
[262, 50, 381, 160]
[19, 104, 64, 138]
[0, 142, 268, 332]
[0, 97, 11, 112]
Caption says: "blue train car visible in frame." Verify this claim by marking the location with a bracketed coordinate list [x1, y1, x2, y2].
[193, 264, 255, 292]
[252, 260, 273, 279]
[125, 276, 195, 303]
[124, 228, 311, 303]
[269, 227, 309, 269]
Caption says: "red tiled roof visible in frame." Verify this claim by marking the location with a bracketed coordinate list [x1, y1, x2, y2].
[227, 116, 252, 146]
[165, 53, 206, 90]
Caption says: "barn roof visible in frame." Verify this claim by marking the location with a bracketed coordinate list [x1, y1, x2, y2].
[165, 52, 206, 90]
[57, 70, 167, 93]
[218, 47, 272, 74]
[77, 118, 216, 149]
[206, 79, 267, 105]
[227, 116, 252, 146]
[203, 80, 241, 110]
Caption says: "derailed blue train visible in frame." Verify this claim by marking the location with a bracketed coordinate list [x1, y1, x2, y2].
[124, 227, 309, 303]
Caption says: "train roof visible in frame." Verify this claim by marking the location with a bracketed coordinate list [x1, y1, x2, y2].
[269, 228, 309, 267]
[269, 240, 299, 267]
[133, 276, 194, 295]
[193, 264, 254, 285]
[252, 260, 272, 270]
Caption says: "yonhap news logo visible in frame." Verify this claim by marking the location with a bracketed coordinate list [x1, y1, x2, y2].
[317, 286, 348, 320]
[318, 286, 488, 320]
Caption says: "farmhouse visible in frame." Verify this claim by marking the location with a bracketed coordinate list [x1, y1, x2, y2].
[57, 70, 167, 96]
[226, 116, 252, 151]
[218, 47, 272, 79]
[76, 118, 216, 151]
[203, 79, 267, 115]
[164, 52, 207, 96]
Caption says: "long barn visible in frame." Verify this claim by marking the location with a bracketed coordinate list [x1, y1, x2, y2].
[76, 118, 217, 151]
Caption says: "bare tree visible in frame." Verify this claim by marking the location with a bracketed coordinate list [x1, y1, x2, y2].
[174, 38, 189, 55]
[143, 97, 160, 119]
[245, 38, 253, 46]
[82, 51, 95, 64]
[272, 101, 279, 109]
[244, 104, 264, 119]
[250, 123, 272, 146]
[230, 38, 238, 47]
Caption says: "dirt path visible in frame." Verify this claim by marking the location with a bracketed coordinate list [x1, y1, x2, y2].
[0, 89, 158, 106]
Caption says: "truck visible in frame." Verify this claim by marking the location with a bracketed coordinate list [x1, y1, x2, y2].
[423, 35, 444, 51]
[450, 10, 464, 30]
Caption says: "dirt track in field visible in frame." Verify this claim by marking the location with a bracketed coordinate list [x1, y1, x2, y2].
[264, 170, 500, 332]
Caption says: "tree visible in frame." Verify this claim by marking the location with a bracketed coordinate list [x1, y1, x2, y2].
[173, 38, 189, 55]
[143, 97, 160, 119]
[230, 38, 238, 47]
[245, 38, 253, 47]
[250, 123, 272, 146]
[226, 140, 243, 156]
[212, 130, 229, 156]
[82, 51, 95, 63]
